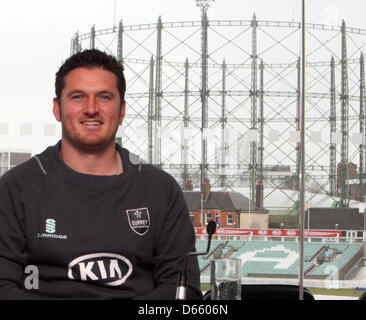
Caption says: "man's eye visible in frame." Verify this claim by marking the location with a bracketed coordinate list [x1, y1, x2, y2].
[71, 95, 82, 100]
[100, 95, 111, 100]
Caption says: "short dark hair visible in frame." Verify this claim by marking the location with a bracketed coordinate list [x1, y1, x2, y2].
[55, 49, 126, 104]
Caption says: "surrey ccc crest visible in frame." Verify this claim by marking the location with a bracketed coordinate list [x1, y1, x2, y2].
[126, 208, 150, 235]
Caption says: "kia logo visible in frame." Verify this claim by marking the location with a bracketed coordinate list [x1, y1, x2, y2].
[68, 253, 133, 286]
[272, 230, 282, 236]
[286, 231, 296, 236]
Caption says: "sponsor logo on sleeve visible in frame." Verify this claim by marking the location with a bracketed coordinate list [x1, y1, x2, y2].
[126, 208, 150, 236]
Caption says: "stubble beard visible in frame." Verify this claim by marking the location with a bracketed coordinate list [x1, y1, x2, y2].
[61, 121, 118, 154]
[57, 100, 122, 154]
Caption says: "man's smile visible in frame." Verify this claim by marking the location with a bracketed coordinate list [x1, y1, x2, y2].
[80, 121, 103, 126]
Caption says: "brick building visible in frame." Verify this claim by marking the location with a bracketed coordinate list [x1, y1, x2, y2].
[336, 162, 363, 201]
[183, 179, 269, 229]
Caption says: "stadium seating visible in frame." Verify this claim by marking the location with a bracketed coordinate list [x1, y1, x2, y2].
[197, 240, 227, 275]
[196, 239, 363, 278]
[310, 243, 362, 276]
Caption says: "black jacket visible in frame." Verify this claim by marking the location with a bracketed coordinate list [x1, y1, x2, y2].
[0, 141, 202, 300]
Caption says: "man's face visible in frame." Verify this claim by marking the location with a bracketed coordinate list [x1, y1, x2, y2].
[53, 67, 125, 152]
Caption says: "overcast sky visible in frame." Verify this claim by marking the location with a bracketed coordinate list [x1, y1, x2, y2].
[0, 0, 365, 154]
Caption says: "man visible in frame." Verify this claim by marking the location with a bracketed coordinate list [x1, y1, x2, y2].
[0, 49, 202, 299]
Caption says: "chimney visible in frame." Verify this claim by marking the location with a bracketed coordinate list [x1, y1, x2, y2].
[202, 178, 211, 202]
[256, 181, 263, 209]
[186, 180, 193, 191]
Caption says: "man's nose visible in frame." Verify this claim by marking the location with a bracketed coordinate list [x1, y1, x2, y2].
[84, 96, 99, 116]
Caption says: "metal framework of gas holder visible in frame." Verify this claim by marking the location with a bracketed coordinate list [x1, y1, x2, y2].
[71, 14, 366, 211]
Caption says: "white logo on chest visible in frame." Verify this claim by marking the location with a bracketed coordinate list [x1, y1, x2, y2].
[45, 218, 56, 233]
[37, 218, 67, 240]
[67, 253, 133, 286]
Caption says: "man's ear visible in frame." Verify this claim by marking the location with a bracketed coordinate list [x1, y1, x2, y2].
[119, 101, 126, 125]
[53, 98, 61, 122]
